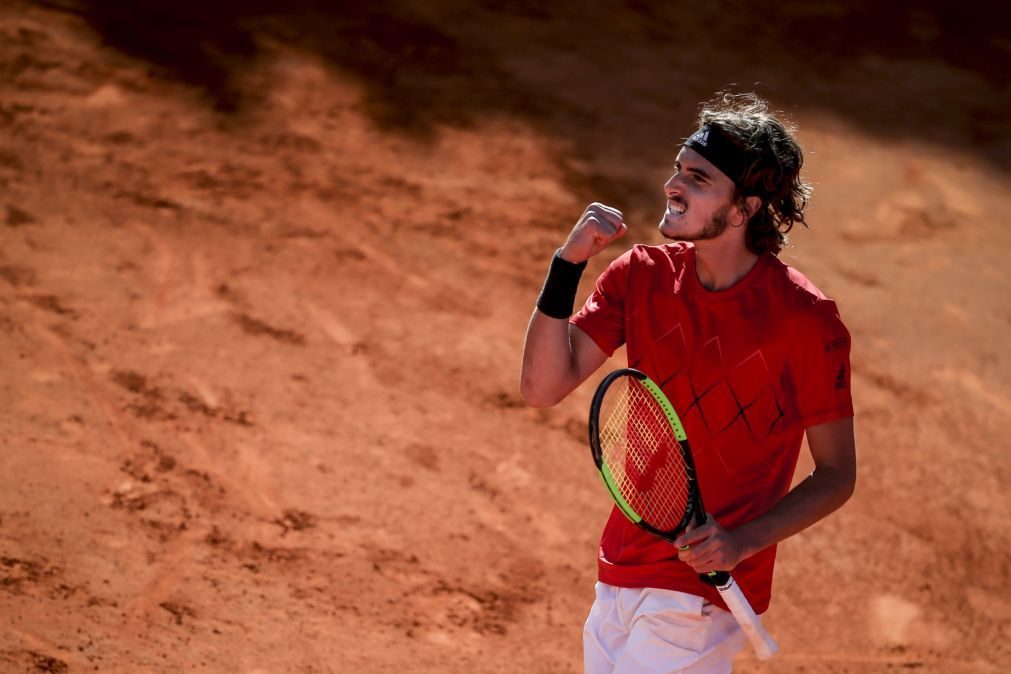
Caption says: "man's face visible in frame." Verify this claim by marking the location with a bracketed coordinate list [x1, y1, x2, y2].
[659, 147, 739, 242]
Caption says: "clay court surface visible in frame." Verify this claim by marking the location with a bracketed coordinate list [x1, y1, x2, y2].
[1, 2, 1009, 672]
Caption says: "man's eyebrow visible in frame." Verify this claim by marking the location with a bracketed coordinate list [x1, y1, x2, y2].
[674, 160, 711, 181]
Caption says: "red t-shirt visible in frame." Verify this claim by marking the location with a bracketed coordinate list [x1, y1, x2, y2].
[571, 243, 853, 614]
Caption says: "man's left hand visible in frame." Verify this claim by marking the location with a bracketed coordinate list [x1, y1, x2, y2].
[673, 514, 745, 573]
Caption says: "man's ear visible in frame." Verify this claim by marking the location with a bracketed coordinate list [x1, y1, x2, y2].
[742, 195, 762, 221]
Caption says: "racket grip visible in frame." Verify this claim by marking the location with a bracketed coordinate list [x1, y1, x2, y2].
[713, 575, 779, 660]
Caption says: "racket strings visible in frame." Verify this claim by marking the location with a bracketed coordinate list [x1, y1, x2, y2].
[599, 379, 691, 531]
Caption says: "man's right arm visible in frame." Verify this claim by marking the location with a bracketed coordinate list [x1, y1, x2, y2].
[519, 202, 627, 408]
[520, 313, 608, 408]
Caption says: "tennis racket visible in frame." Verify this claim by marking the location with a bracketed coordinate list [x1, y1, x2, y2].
[588, 368, 779, 660]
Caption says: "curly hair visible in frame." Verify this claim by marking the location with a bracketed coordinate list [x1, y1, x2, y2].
[697, 92, 812, 256]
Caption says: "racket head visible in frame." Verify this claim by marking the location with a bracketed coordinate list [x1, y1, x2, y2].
[589, 368, 699, 541]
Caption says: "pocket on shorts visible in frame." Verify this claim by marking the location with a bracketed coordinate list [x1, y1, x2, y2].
[642, 587, 706, 617]
[633, 588, 708, 653]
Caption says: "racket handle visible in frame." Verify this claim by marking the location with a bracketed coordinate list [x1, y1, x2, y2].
[713, 575, 779, 660]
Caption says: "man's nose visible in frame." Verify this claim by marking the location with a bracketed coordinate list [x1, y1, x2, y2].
[664, 175, 680, 195]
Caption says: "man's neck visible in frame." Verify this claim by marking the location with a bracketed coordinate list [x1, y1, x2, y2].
[693, 238, 760, 292]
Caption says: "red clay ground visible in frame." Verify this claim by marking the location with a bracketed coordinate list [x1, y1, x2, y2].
[1, 2, 1009, 672]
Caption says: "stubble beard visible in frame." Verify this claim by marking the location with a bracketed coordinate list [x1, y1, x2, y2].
[659, 202, 733, 242]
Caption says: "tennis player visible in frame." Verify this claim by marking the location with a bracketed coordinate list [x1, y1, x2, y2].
[520, 92, 856, 673]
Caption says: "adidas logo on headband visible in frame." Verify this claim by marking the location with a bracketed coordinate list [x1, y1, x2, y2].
[684, 124, 750, 185]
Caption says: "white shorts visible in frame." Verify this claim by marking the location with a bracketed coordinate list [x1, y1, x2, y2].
[583, 582, 748, 674]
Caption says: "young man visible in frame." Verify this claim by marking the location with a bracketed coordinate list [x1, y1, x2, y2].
[520, 93, 856, 673]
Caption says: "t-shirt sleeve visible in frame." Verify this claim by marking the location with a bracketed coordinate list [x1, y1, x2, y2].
[569, 249, 634, 357]
[787, 299, 855, 428]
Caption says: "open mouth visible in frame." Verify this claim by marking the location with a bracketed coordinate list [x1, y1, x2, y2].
[666, 201, 686, 217]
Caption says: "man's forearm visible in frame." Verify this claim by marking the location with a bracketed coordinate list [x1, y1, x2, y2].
[520, 204, 626, 408]
[733, 465, 855, 560]
[520, 310, 579, 407]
